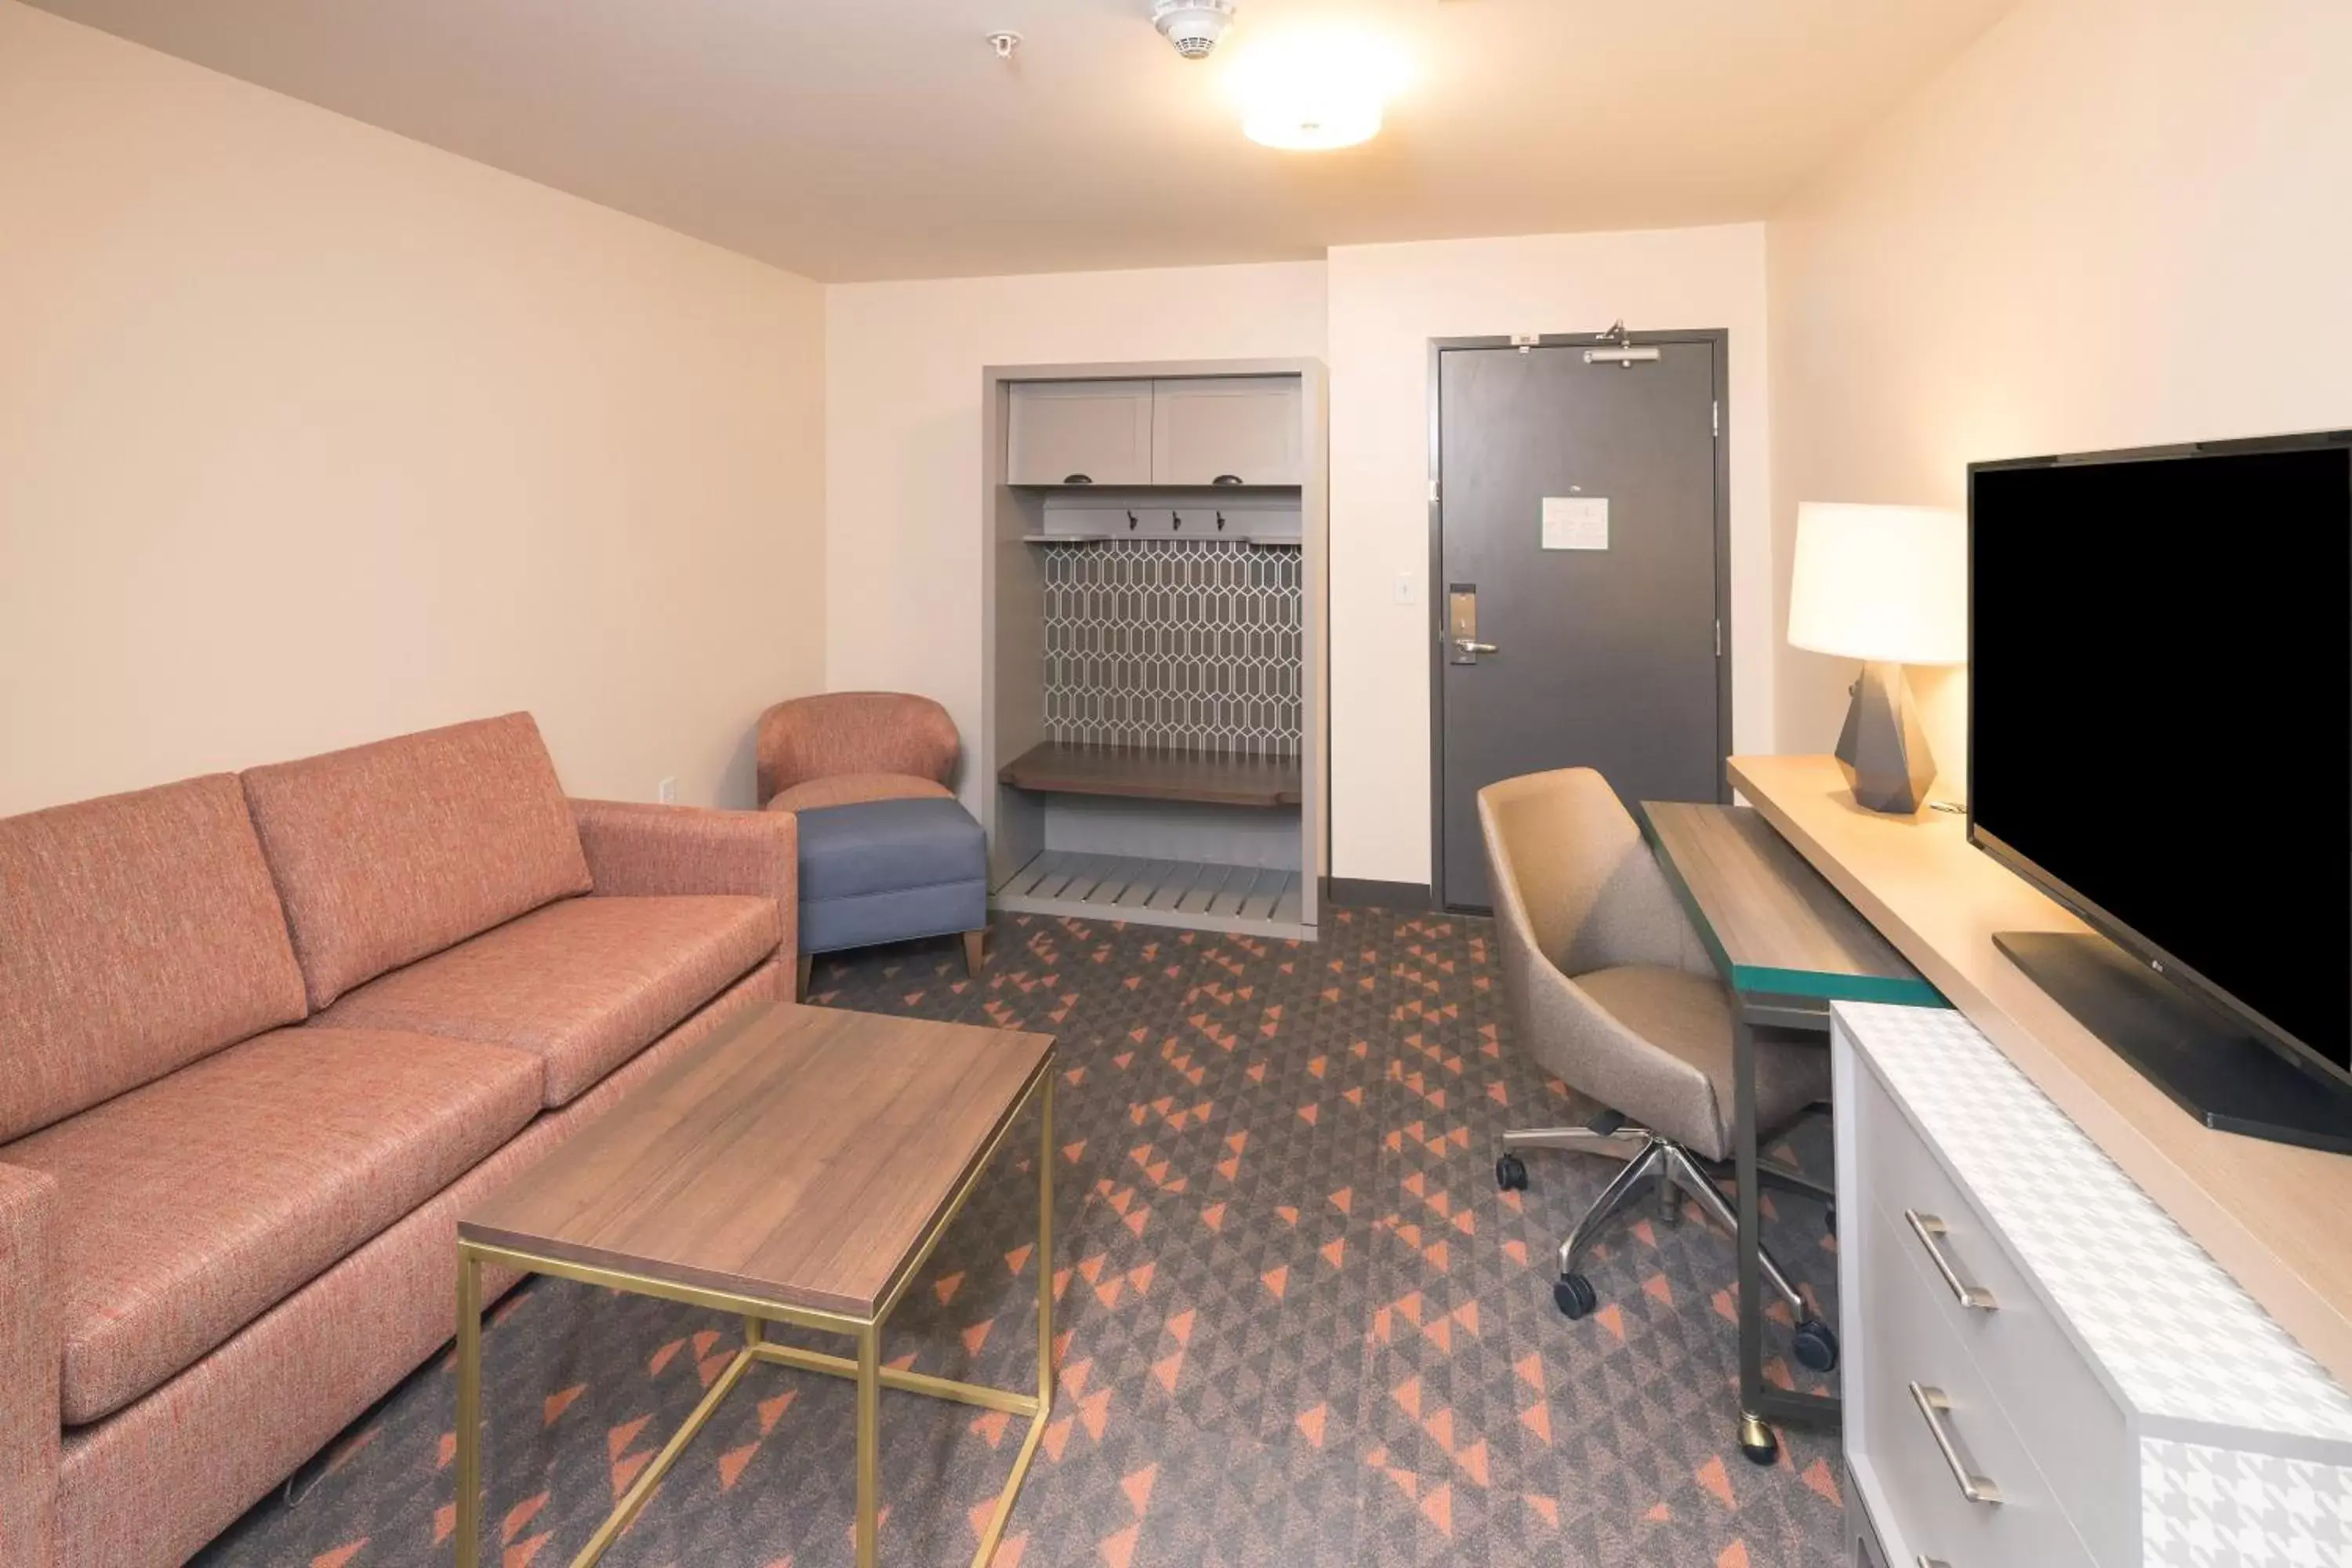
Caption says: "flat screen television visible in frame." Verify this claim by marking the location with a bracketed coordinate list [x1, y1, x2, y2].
[1970, 430, 2352, 1153]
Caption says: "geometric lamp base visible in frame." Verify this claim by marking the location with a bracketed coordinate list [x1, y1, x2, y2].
[1834, 660, 1936, 815]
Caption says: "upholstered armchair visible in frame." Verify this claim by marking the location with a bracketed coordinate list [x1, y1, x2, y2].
[753, 693, 987, 996]
[756, 692, 961, 814]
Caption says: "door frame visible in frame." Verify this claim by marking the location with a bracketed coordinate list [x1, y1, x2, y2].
[1425, 329, 1734, 912]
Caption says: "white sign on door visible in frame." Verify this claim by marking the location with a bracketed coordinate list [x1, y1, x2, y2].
[1541, 496, 1609, 550]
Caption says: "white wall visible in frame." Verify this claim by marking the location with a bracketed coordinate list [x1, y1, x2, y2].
[1768, 0, 2352, 782]
[1325, 227, 1773, 885]
[0, 3, 826, 815]
[823, 262, 1329, 815]
[826, 234, 1774, 889]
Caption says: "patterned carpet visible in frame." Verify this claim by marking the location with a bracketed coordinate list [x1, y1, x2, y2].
[195, 907, 1846, 1568]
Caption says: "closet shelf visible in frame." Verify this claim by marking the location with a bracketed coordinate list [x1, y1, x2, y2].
[1021, 533, 1301, 547]
[998, 742, 1301, 808]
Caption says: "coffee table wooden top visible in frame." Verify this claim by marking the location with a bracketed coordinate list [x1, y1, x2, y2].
[459, 1004, 1055, 1320]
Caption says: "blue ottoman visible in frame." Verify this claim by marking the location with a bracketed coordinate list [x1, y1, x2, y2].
[794, 797, 987, 996]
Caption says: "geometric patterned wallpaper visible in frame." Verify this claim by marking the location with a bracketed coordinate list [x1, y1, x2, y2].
[1041, 539, 1302, 757]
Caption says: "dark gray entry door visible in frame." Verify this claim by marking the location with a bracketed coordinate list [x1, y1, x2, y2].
[1436, 339, 1726, 910]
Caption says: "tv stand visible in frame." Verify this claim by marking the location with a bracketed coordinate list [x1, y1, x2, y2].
[1993, 931, 2352, 1155]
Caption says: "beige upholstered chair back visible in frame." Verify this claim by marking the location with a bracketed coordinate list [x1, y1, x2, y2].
[756, 693, 960, 806]
[1478, 768, 1730, 1149]
[1477, 768, 1702, 981]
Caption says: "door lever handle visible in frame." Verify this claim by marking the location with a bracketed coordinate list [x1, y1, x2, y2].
[1454, 638, 1498, 655]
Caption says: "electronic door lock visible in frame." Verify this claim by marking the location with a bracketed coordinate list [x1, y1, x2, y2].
[1447, 585, 1495, 664]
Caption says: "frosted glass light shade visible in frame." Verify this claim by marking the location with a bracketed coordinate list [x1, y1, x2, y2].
[1243, 96, 1381, 151]
[1787, 503, 1967, 666]
[1229, 31, 1404, 152]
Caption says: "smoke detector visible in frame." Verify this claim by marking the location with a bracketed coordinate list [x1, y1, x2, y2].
[1152, 0, 1236, 60]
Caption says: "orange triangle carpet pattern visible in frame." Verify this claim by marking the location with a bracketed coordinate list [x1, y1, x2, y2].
[194, 908, 1845, 1567]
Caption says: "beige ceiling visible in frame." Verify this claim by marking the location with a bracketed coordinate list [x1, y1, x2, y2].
[27, 0, 2016, 282]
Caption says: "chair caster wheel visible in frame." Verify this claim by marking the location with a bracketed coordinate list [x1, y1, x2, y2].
[1495, 1152, 1530, 1192]
[1793, 1316, 1841, 1373]
[1737, 1410, 1780, 1466]
[1552, 1272, 1597, 1319]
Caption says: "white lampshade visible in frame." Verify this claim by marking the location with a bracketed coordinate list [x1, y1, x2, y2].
[1787, 503, 1967, 666]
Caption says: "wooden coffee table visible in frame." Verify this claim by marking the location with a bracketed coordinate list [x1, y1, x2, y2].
[452, 1003, 1057, 1568]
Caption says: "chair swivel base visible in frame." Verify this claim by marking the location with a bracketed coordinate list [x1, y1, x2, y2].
[1497, 1121, 1840, 1373]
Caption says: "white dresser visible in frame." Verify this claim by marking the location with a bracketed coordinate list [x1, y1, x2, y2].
[1836, 1002, 2352, 1567]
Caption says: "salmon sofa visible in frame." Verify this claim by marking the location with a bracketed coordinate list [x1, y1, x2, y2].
[0, 713, 797, 1567]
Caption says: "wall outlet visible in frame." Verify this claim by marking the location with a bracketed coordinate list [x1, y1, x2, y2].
[657, 777, 678, 804]
[1392, 573, 1418, 606]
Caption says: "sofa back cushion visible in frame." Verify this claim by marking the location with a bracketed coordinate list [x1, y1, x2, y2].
[241, 713, 593, 1010]
[0, 775, 310, 1142]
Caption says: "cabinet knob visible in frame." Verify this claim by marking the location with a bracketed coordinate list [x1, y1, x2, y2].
[1213, 474, 1243, 485]
[1064, 473, 1093, 485]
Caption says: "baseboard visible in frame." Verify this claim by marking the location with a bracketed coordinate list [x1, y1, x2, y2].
[1319, 876, 1432, 912]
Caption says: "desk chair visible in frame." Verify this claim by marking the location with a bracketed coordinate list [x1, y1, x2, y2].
[1479, 767, 1836, 1370]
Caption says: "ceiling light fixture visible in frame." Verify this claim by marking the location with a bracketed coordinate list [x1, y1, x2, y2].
[1227, 30, 1406, 151]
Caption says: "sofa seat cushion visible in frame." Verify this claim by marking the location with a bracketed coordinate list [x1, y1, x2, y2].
[241, 713, 593, 1011]
[796, 797, 986, 956]
[765, 771, 953, 814]
[315, 895, 779, 1107]
[2, 1026, 542, 1425]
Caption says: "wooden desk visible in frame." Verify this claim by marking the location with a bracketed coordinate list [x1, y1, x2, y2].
[1730, 753, 2352, 1390]
[1642, 803, 1940, 1009]
[1640, 801, 1941, 1452]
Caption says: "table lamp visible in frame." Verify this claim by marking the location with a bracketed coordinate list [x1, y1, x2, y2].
[1787, 502, 1966, 815]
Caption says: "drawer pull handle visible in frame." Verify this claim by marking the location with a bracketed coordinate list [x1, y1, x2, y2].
[1905, 1210, 1998, 1311]
[1909, 1383, 2002, 1505]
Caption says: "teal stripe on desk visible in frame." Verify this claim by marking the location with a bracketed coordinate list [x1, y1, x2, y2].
[1724, 960, 1944, 1009]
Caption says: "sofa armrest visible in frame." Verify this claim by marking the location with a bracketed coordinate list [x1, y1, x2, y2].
[569, 800, 797, 958]
[0, 1163, 60, 1567]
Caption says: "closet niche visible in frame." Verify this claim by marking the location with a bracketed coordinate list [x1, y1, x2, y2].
[981, 361, 1330, 939]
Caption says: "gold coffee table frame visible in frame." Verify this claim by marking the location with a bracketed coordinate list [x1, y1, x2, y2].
[452, 1071, 1054, 1568]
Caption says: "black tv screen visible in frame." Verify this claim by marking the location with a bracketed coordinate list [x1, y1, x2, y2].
[1969, 436, 2352, 1080]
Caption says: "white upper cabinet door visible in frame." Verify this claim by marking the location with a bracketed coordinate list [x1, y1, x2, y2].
[1007, 380, 1156, 486]
[1150, 376, 1303, 486]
